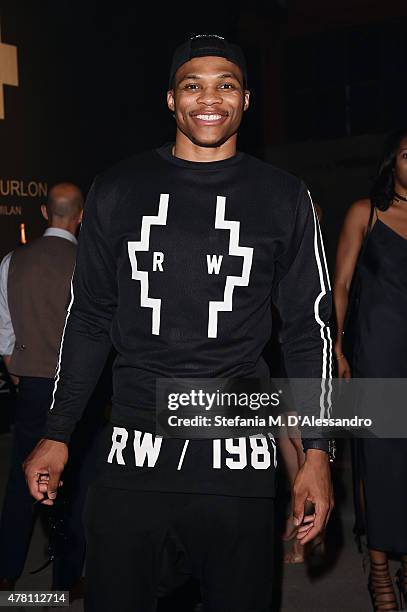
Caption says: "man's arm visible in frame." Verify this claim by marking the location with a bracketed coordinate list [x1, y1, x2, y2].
[24, 178, 117, 504]
[272, 183, 334, 543]
[45, 178, 117, 441]
[0, 252, 14, 357]
[0, 253, 19, 386]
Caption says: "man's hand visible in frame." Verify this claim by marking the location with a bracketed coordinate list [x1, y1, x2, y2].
[23, 439, 68, 506]
[292, 449, 334, 544]
[2, 355, 19, 386]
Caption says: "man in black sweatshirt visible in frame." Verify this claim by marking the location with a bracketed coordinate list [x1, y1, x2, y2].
[24, 35, 333, 611]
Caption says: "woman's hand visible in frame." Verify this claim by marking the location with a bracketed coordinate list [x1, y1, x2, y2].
[336, 352, 351, 380]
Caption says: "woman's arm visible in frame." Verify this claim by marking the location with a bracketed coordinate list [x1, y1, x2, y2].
[333, 198, 372, 377]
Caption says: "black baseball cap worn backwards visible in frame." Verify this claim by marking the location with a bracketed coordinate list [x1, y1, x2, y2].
[169, 34, 248, 88]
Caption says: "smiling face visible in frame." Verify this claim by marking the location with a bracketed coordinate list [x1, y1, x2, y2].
[394, 136, 407, 193]
[167, 55, 250, 156]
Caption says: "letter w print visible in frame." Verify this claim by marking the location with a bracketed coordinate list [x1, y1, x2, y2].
[207, 196, 254, 338]
[128, 194, 254, 338]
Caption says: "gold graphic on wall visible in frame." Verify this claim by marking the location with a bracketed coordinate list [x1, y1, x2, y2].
[0, 23, 18, 120]
[20, 223, 26, 244]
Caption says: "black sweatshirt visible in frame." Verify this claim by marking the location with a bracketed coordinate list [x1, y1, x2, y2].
[45, 144, 332, 495]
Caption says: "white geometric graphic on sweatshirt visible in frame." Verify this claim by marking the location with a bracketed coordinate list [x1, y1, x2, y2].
[208, 196, 254, 338]
[127, 194, 169, 335]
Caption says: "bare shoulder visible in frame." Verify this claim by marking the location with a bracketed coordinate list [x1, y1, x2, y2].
[348, 198, 371, 216]
[345, 198, 372, 229]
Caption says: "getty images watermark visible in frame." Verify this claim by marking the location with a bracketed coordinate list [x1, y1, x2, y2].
[166, 388, 281, 411]
[155, 378, 383, 439]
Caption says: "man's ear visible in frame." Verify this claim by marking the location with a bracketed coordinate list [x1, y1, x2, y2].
[167, 90, 175, 113]
[41, 204, 48, 221]
[243, 90, 250, 112]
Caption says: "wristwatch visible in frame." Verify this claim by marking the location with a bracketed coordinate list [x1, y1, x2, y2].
[302, 439, 336, 462]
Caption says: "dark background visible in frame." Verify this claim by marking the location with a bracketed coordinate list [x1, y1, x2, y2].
[1, 0, 407, 264]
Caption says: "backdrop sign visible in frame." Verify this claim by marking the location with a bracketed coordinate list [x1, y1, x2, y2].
[0, 10, 61, 258]
[0, 178, 48, 250]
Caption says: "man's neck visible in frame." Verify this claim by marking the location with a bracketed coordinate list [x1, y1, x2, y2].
[173, 132, 237, 163]
[48, 223, 76, 237]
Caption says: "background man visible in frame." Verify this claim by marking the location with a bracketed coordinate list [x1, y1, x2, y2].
[24, 36, 333, 611]
[0, 183, 83, 589]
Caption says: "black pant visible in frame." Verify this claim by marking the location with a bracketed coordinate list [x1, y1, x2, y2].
[0, 377, 54, 579]
[83, 485, 274, 612]
[0, 377, 95, 587]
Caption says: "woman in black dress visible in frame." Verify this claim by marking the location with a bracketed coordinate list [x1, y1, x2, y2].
[334, 128, 407, 611]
